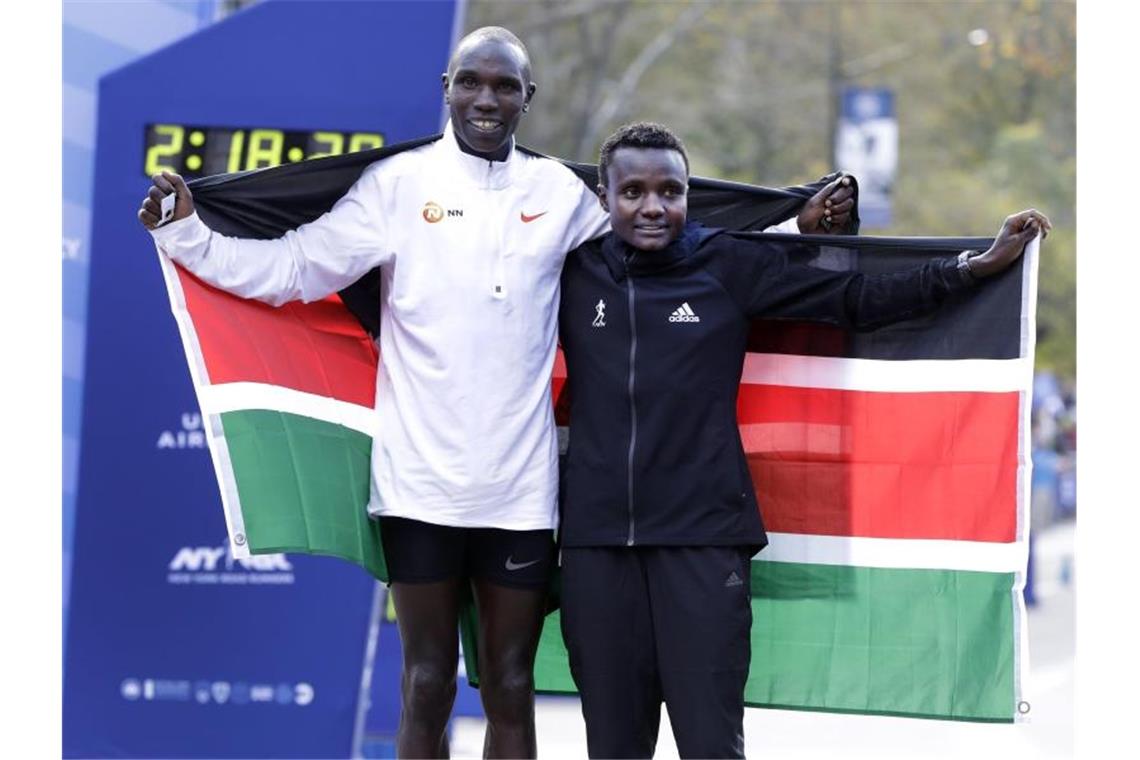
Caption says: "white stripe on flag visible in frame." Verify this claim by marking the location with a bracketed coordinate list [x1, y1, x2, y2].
[1013, 237, 1039, 723]
[740, 354, 1031, 393]
[198, 382, 378, 437]
[157, 255, 251, 558]
[757, 532, 1026, 573]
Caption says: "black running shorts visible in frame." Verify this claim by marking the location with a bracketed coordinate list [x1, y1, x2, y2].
[378, 516, 556, 590]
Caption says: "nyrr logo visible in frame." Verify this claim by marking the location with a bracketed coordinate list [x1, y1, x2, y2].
[168, 544, 292, 571]
[157, 411, 206, 450]
[422, 201, 463, 223]
[167, 540, 295, 585]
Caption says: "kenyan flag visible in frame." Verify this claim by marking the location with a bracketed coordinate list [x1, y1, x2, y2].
[166, 143, 1033, 724]
[528, 234, 1038, 723]
[158, 255, 387, 579]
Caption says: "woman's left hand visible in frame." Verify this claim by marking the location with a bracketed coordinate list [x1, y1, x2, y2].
[969, 209, 1053, 278]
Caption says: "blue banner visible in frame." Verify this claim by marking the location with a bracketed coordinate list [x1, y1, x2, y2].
[63, 2, 460, 756]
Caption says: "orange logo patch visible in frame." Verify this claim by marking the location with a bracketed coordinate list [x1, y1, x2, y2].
[422, 202, 444, 223]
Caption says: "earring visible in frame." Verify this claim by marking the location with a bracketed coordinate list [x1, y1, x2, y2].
[522, 103, 529, 112]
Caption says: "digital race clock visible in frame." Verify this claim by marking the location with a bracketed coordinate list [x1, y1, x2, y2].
[143, 123, 385, 179]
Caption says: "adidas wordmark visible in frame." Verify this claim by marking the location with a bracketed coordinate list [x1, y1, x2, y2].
[669, 302, 701, 323]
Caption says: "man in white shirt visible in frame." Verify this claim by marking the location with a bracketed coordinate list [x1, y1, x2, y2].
[139, 26, 855, 759]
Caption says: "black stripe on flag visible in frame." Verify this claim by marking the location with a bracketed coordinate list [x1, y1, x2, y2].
[740, 234, 1023, 361]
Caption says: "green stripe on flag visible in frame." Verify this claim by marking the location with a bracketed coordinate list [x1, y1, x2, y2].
[749, 561, 1015, 721]
[530, 562, 1015, 722]
[220, 409, 386, 580]
[533, 609, 576, 692]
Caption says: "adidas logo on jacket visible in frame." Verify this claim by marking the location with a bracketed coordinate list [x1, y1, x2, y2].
[668, 302, 701, 322]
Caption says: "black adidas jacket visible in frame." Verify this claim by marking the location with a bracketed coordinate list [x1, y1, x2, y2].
[557, 223, 975, 551]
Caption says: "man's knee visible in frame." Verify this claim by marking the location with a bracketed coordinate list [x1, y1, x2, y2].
[480, 663, 534, 720]
[402, 662, 457, 717]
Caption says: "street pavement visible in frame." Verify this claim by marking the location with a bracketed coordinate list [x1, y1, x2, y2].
[451, 520, 1075, 759]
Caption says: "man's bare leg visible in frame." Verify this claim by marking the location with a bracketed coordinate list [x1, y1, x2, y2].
[471, 579, 548, 759]
[391, 579, 464, 759]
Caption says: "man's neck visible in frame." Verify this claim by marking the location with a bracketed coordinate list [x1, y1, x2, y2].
[452, 131, 511, 163]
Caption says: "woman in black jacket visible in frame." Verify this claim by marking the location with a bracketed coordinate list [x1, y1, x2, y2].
[557, 121, 1049, 759]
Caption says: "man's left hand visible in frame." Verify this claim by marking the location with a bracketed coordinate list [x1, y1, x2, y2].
[798, 174, 856, 234]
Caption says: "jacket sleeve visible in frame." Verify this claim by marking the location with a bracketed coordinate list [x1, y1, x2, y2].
[150, 163, 392, 306]
[708, 236, 975, 331]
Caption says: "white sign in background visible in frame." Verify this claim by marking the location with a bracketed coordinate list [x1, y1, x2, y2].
[835, 88, 897, 228]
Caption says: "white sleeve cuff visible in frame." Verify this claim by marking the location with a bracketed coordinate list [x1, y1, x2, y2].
[764, 215, 801, 235]
[149, 212, 211, 263]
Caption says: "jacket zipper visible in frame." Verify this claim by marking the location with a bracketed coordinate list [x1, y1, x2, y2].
[625, 255, 638, 546]
[488, 159, 507, 300]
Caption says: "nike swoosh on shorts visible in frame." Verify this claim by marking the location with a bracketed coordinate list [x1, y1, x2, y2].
[505, 556, 541, 571]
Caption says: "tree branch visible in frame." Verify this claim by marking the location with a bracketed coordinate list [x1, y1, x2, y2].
[575, 1, 714, 159]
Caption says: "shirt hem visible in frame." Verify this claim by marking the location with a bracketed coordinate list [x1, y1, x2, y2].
[369, 503, 558, 532]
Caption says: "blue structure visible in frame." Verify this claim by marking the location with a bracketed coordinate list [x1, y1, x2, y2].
[64, 0, 215, 629]
[63, 2, 463, 756]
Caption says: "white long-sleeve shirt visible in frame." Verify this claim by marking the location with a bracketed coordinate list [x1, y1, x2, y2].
[152, 122, 801, 531]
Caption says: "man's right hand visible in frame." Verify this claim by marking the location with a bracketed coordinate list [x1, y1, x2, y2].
[138, 172, 195, 230]
[797, 174, 856, 234]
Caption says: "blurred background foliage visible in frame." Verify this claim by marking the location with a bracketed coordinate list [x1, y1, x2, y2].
[466, 0, 1075, 379]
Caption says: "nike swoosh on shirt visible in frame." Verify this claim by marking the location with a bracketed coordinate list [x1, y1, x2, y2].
[520, 211, 548, 223]
[505, 556, 542, 571]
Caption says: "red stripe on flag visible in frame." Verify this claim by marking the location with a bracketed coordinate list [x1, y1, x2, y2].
[177, 267, 378, 407]
[738, 384, 1019, 542]
[553, 349, 569, 424]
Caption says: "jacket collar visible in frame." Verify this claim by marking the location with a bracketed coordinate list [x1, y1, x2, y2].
[600, 222, 722, 282]
[439, 120, 519, 190]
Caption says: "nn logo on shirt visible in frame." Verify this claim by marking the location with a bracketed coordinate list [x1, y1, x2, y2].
[668, 302, 701, 323]
[422, 201, 463, 223]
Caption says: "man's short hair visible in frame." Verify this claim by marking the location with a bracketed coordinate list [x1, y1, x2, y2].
[448, 26, 532, 83]
[598, 122, 690, 186]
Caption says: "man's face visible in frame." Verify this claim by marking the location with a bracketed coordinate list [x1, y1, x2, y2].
[442, 38, 535, 158]
[600, 147, 688, 252]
